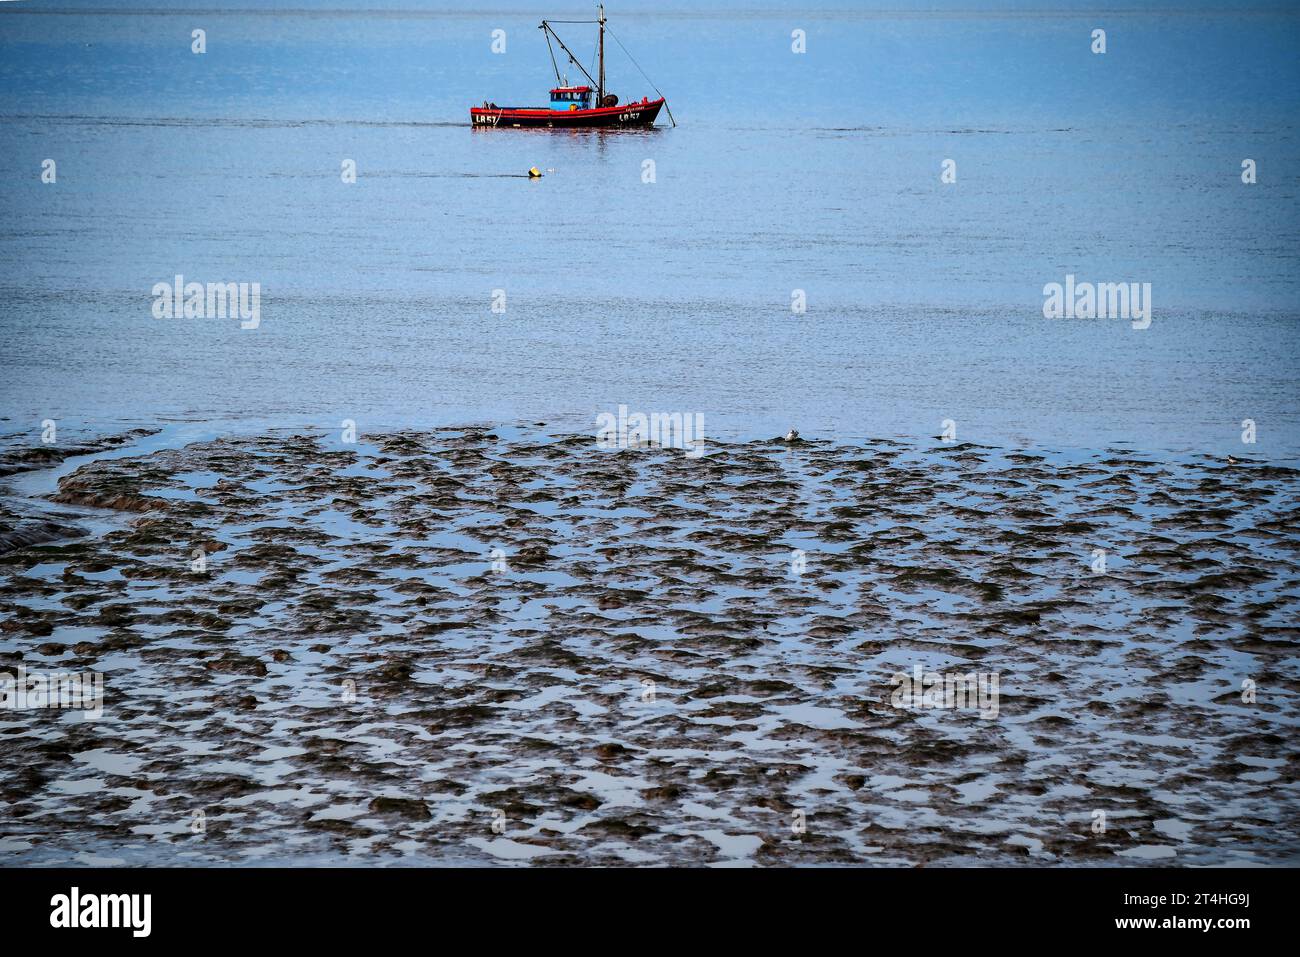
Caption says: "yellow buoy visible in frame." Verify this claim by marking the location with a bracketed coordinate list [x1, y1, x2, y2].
[528, 167, 542, 178]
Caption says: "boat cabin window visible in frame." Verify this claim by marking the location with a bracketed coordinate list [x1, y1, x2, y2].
[550, 89, 592, 108]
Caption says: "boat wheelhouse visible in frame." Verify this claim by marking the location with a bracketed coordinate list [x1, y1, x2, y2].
[550, 86, 593, 110]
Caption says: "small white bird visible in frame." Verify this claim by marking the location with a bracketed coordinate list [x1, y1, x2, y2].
[1227, 455, 1239, 465]
[784, 429, 799, 442]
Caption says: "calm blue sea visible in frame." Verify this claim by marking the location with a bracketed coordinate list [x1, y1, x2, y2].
[1, 0, 1298, 458]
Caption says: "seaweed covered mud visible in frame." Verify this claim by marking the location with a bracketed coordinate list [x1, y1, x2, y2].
[0, 426, 1297, 866]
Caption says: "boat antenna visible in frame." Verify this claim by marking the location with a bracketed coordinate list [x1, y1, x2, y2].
[604, 22, 676, 126]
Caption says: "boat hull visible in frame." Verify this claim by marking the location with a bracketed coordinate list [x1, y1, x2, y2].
[470, 98, 664, 129]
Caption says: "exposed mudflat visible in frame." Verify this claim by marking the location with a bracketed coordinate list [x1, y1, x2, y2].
[1, 426, 1297, 866]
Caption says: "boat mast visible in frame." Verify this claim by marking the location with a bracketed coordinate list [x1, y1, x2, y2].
[597, 4, 605, 105]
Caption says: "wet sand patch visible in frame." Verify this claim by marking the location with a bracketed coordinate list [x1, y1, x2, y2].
[0, 427, 1297, 866]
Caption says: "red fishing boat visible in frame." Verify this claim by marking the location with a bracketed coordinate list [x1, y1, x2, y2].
[470, 5, 674, 130]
